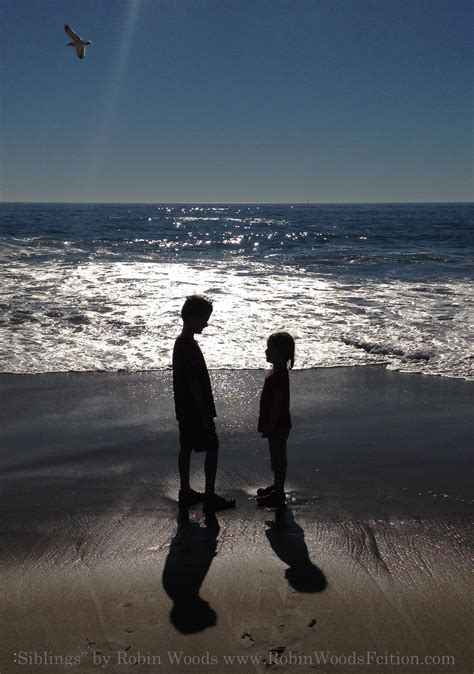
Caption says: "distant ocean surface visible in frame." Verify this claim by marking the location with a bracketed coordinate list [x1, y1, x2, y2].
[0, 202, 472, 379]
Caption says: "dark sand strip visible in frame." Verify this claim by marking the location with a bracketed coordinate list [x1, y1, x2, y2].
[0, 367, 472, 672]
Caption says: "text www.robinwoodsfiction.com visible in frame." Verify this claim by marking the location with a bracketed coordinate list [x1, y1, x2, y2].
[11, 649, 456, 668]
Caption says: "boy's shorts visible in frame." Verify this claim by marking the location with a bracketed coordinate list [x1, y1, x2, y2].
[178, 419, 219, 453]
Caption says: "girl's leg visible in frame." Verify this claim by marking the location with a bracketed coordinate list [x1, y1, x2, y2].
[268, 432, 288, 497]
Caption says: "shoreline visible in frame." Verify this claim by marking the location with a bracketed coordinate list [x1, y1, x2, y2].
[0, 362, 472, 381]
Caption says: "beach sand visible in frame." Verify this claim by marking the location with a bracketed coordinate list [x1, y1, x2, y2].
[0, 367, 472, 673]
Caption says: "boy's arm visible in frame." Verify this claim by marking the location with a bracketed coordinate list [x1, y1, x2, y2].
[176, 340, 215, 429]
[174, 343, 213, 428]
[189, 377, 215, 429]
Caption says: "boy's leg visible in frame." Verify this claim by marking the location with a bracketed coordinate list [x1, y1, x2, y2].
[178, 445, 193, 492]
[202, 427, 235, 509]
[178, 421, 193, 492]
[204, 425, 219, 495]
[204, 445, 218, 496]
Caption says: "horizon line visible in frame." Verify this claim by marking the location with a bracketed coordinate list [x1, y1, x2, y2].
[1, 200, 472, 206]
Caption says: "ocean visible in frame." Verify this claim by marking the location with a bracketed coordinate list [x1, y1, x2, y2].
[0, 202, 472, 379]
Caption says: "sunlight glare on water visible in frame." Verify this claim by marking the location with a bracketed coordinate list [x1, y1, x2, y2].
[1, 258, 472, 378]
[0, 203, 472, 378]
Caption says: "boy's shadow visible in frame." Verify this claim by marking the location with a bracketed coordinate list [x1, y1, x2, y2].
[265, 506, 327, 592]
[162, 507, 219, 633]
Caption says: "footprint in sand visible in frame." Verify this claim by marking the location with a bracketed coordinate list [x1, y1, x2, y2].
[240, 632, 254, 646]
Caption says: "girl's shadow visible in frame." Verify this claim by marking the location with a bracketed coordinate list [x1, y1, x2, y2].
[265, 506, 327, 592]
[162, 507, 219, 633]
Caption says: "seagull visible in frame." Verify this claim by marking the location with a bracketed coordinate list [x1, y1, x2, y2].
[65, 24, 92, 60]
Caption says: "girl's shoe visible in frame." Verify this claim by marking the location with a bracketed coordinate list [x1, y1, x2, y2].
[256, 484, 274, 497]
[257, 491, 285, 507]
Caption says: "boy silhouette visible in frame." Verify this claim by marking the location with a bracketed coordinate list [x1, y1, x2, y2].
[172, 295, 235, 511]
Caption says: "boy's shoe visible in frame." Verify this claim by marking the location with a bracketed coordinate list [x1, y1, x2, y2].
[203, 493, 236, 511]
[178, 488, 205, 506]
[256, 484, 274, 497]
[257, 491, 285, 508]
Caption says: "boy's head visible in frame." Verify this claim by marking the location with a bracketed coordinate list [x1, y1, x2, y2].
[181, 294, 213, 334]
[266, 331, 295, 369]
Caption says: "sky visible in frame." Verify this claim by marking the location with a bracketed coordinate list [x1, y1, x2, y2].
[0, 0, 472, 203]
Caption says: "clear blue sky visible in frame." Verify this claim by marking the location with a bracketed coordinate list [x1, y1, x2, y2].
[0, 0, 472, 203]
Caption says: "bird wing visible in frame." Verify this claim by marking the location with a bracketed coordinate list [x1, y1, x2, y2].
[76, 45, 86, 59]
[65, 24, 81, 41]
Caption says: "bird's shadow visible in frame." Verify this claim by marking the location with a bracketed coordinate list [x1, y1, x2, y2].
[265, 506, 327, 592]
[162, 506, 219, 633]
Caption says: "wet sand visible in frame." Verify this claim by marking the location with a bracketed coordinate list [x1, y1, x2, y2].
[0, 367, 472, 672]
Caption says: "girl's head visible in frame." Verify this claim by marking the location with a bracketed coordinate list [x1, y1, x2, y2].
[266, 331, 295, 369]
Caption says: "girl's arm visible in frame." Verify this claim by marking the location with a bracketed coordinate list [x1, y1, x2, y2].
[266, 388, 284, 434]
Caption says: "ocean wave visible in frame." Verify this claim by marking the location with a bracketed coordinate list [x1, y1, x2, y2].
[341, 337, 432, 362]
[1, 203, 472, 379]
[0, 258, 472, 379]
